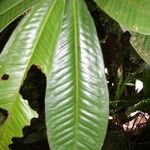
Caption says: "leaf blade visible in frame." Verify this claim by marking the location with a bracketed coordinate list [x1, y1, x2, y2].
[0, 0, 38, 32]
[94, 0, 150, 34]
[121, 25, 150, 64]
[0, 0, 66, 148]
[45, 0, 109, 149]
[130, 32, 150, 64]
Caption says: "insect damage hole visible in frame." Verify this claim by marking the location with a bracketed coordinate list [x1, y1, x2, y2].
[10, 65, 48, 149]
[1, 74, 9, 80]
[19, 65, 46, 113]
[0, 107, 8, 126]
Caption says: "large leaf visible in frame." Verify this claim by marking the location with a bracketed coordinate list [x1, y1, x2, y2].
[121, 25, 150, 65]
[130, 32, 150, 64]
[45, 0, 109, 149]
[0, 0, 66, 148]
[94, 0, 150, 34]
[0, 0, 38, 32]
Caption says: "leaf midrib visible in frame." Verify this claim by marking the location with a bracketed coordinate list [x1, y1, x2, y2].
[73, 0, 80, 148]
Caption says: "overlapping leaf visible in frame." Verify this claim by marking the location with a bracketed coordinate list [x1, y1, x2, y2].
[94, 0, 150, 34]
[0, 0, 38, 32]
[130, 32, 150, 64]
[0, 0, 109, 149]
[45, 0, 109, 149]
[121, 25, 150, 65]
[0, 0, 66, 148]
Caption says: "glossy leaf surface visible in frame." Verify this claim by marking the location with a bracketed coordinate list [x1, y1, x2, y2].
[0, 0, 66, 148]
[0, 0, 109, 149]
[0, 0, 38, 32]
[95, 0, 150, 34]
[45, 0, 109, 149]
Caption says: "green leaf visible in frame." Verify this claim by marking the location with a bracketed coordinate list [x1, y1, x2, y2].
[126, 99, 150, 115]
[0, 0, 109, 149]
[45, 0, 109, 150]
[0, 0, 38, 32]
[121, 25, 150, 65]
[130, 32, 150, 64]
[142, 64, 150, 97]
[0, 0, 66, 148]
[94, 0, 150, 34]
